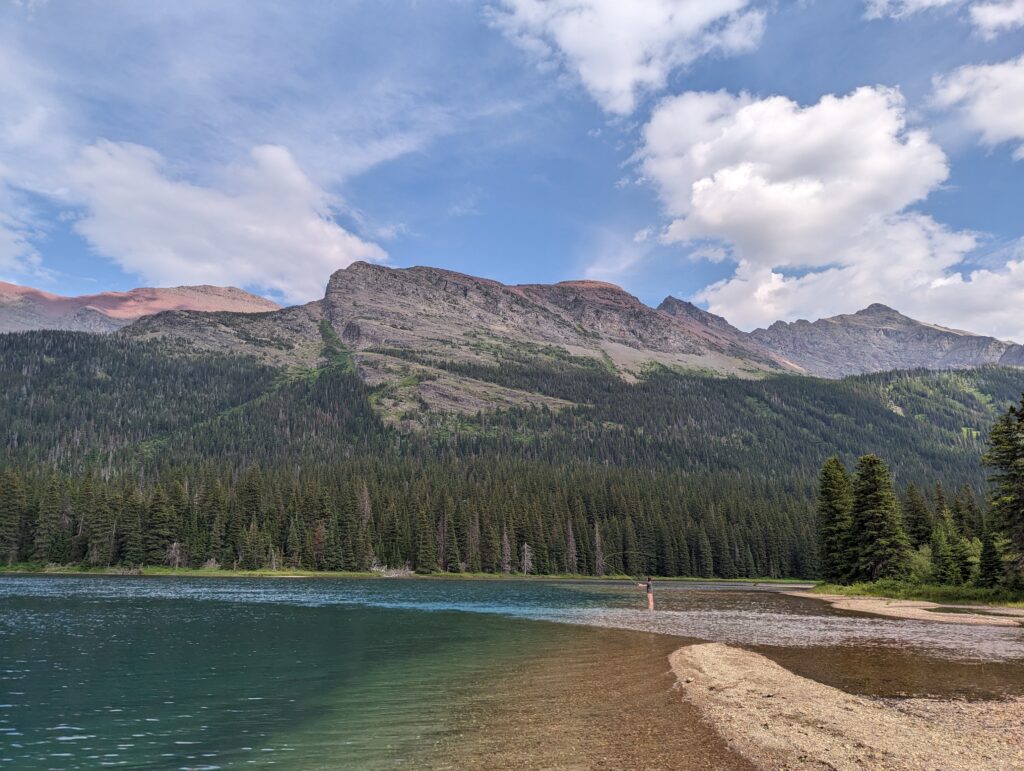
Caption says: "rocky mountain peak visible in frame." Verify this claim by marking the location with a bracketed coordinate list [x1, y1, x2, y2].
[750, 305, 1021, 377]
[856, 303, 900, 317]
[658, 296, 735, 331]
[0, 281, 279, 334]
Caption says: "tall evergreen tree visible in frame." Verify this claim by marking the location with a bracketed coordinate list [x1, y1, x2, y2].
[0, 470, 26, 565]
[145, 486, 175, 565]
[930, 526, 960, 585]
[33, 477, 70, 564]
[443, 511, 461, 572]
[87, 491, 116, 567]
[817, 456, 854, 583]
[848, 455, 912, 581]
[983, 394, 1024, 579]
[902, 482, 933, 549]
[951, 486, 982, 539]
[120, 486, 145, 567]
[977, 527, 1003, 588]
[415, 509, 437, 573]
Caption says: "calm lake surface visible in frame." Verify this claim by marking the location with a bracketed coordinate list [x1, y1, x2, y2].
[2, 576, 1023, 769]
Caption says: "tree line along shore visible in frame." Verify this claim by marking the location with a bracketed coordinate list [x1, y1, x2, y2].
[0, 330, 1022, 600]
[813, 394, 1024, 602]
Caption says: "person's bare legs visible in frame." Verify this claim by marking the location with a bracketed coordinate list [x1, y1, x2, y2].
[647, 593, 654, 611]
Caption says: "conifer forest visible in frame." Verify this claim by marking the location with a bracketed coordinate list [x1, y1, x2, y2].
[2, 330, 1023, 581]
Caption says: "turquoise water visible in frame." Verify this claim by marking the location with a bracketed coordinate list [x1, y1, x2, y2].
[2, 576, 1023, 768]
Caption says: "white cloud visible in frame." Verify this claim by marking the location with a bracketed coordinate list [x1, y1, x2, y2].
[934, 54, 1024, 159]
[865, 0, 961, 18]
[68, 142, 386, 303]
[866, 0, 1024, 36]
[0, 1, 525, 288]
[0, 42, 76, 277]
[643, 87, 949, 268]
[491, 0, 765, 114]
[582, 227, 656, 280]
[970, 0, 1024, 36]
[634, 85, 1024, 339]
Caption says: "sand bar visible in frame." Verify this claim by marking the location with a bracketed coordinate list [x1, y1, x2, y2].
[671, 642, 1024, 770]
[787, 591, 1024, 626]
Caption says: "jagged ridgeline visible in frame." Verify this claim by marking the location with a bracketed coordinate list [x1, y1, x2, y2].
[2, 318, 1023, 578]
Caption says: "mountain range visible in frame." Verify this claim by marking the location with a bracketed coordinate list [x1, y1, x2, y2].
[4, 263, 1023, 578]
[0, 281, 279, 334]
[4, 264, 1023, 417]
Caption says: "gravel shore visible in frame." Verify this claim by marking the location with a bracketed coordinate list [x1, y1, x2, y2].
[670, 643, 1024, 770]
[787, 591, 1024, 626]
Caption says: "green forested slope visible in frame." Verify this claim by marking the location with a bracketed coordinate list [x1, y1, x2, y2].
[1, 331, 1021, 578]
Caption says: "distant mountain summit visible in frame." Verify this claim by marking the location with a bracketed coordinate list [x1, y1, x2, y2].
[128, 262, 797, 422]
[0, 282, 280, 333]
[13, 264, 1022, 422]
[749, 304, 1024, 377]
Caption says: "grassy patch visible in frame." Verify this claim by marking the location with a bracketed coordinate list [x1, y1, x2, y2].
[319, 319, 356, 373]
[814, 579, 1024, 607]
[0, 563, 812, 584]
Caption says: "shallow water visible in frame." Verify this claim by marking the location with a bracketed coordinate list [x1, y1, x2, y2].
[1, 576, 1023, 768]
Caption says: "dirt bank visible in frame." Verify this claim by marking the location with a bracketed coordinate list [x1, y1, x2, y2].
[671, 643, 1024, 770]
[787, 591, 1024, 626]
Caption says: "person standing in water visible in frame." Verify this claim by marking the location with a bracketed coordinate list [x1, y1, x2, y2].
[637, 576, 654, 610]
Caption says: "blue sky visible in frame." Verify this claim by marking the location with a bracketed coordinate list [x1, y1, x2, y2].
[1, 0, 1022, 337]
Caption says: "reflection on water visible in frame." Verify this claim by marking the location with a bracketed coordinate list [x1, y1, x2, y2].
[1, 575, 1023, 768]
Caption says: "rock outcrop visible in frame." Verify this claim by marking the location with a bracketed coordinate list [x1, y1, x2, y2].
[750, 303, 1023, 378]
[116, 263, 1024, 422]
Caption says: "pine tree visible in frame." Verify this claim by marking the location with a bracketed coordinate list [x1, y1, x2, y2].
[848, 455, 912, 581]
[239, 519, 265, 570]
[33, 477, 69, 564]
[323, 511, 345, 571]
[817, 456, 854, 583]
[120, 486, 145, 567]
[87, 492, 116, 567]
[930, 526, 960, 585]
[952, 486, 982, 539]
[592, 521, 605, 577]
[0, 471, 26, 565]
[500, 523, 513, 573]
[286, 518, 303, 569]
[902, 482, 933, 549]
[145, 486, 175, 565]
[983, 395, 1024, 579]
[443, 511, 461, 572]
[977, 527, 1003, 588]
[566, 520, 578, 574]
[694, 526, 714, 578]
[415, 508, 437, 574]
[949, 530, 973, 584]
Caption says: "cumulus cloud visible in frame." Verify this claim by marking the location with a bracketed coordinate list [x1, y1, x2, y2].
[68, 142, 386, 303]
[642, 87, 950, 267]
[934, 54, 1024, 159]
[970, 0, 1024, 36]
[634, 85, 1024, 339]
[866, 0, 1024, 36]
[491, 0, 765, 114]
[1, 1, 520, 289]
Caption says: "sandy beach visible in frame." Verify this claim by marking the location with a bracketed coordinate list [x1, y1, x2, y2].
[671, 643, 1024, 770]
[787, 591, 1024, 626]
